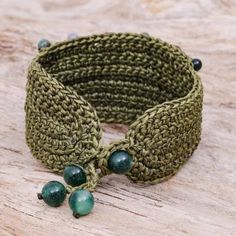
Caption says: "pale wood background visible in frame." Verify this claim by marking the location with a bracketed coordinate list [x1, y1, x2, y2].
[0, 0, 236, 235]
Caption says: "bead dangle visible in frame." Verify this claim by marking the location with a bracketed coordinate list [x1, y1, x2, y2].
[38, 149, 133, 217]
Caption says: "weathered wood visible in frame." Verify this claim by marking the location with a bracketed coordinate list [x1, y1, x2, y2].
[0, 0, 236, 235]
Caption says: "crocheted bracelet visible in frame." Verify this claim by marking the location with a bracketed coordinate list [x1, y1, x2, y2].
[25, 32, 203, 218]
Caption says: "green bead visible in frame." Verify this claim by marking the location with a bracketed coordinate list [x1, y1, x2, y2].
[69, 189, 94, 218]
[192, 58, 202, 71]
[37, 38, 51, 50]
[108, 150, 133, 174]
[63, 164, 87, 187]
[38, 181, 67, 207]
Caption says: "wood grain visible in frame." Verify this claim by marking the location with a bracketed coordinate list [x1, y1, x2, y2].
[0, 0, 236, 235]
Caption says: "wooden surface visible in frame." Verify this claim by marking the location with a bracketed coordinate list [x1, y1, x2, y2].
[0, 0, 236, 235]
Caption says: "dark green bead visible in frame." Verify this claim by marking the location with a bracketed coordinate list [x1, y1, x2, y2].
[37, 38, 51, 50]
[69, 189, 94, 217]
[108, 150, 133, 174]
[192, 58, 202, 71]
[39, 181, 67, 207]
[63, 164, 87, 187]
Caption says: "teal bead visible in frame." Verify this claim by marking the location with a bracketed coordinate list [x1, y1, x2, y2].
[192, 58, 202, 71]
[38, 181, 67, 207]
[108, 150, 133, 174]
[37, 38, 51, 50]
[69, 189, 94, 218]
[63, 164, 87, 187]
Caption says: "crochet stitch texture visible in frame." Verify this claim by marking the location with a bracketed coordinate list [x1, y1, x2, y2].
[25, 33, 203, 192]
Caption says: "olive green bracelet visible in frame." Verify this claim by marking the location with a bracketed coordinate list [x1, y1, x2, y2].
[25, 32, 203, 218]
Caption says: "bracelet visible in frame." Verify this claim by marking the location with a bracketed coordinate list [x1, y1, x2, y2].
[25, 32, 203, 218]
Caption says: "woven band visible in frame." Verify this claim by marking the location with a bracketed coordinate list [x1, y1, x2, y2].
[25, 33, 203, 192]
